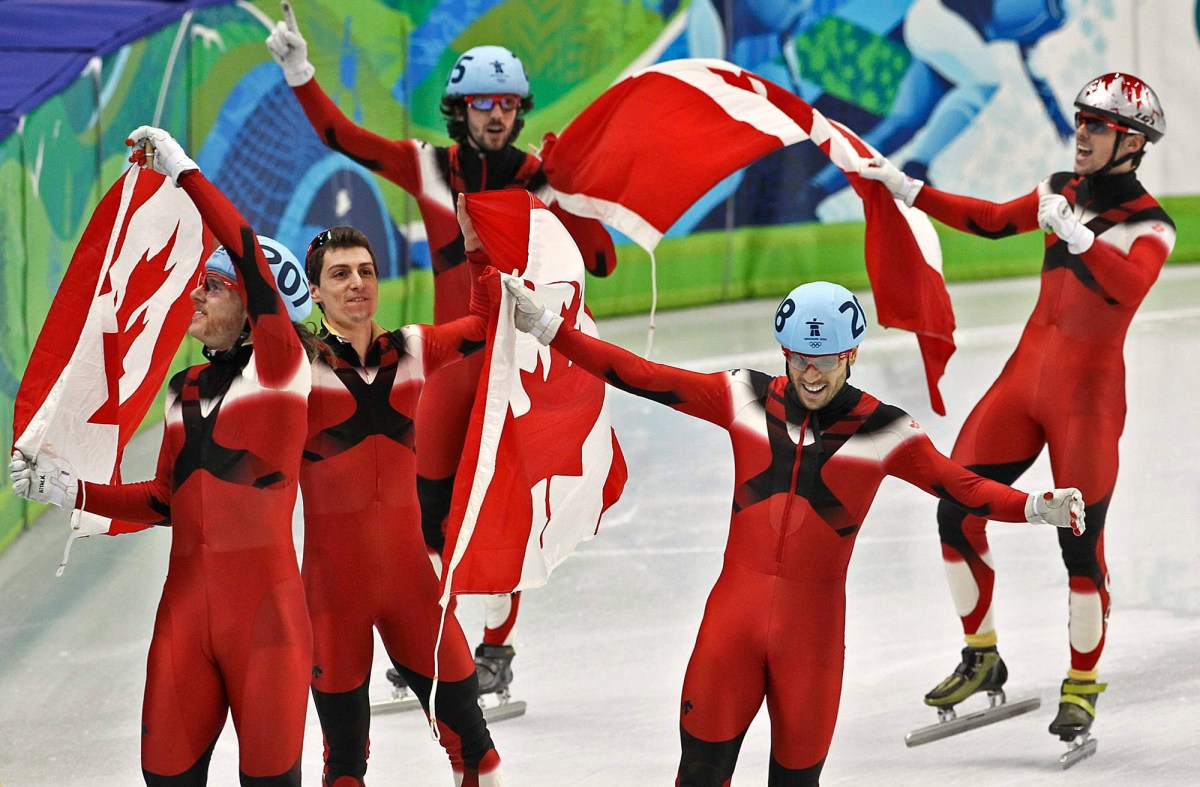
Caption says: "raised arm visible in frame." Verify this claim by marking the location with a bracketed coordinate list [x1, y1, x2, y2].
[126, 126, 304, 388]
[265, 0, 421, 191]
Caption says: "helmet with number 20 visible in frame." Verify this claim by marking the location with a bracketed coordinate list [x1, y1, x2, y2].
[444, 45, 530, 98]
[774, 281, 866, 355]
[204, 235, 312, 322]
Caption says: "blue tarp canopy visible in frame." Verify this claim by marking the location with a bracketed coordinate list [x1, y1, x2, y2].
[0, 0, 229, 144]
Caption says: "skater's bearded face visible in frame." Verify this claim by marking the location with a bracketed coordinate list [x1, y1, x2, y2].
[461, 97, 520, 152]
[188, 275, 247, 350]
[786, 348, 857, 410]
[310, 246, 379, 331]
[1073, 113, 1146, 175]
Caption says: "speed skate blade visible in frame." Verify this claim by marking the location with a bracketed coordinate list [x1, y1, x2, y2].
[905, 696, 1041, 747]
[370, 695, 423, 715]
[1060, 736, 1098, 769]
[481, 698, 527, 723]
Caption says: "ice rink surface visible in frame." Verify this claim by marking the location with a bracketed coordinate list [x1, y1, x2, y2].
[2, 267, 1199, 786]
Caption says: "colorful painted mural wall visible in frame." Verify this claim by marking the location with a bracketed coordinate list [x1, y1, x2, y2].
[3, 0, 1200, 547]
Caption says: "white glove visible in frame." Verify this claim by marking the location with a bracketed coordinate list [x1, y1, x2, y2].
[1026, 488, 1085, 536]
[10, 451, 79, 510]
[503, 277, 562, 345]
[859, 155, 923, 207]
[126, 126, 198, 186]
[265, 1, 315, 87]
[1037, 194, 1094, 255]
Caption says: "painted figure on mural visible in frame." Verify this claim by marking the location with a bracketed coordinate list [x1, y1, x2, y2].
[725, 1, 1073, 222]
[265, 0, 616, 709]
[862, 72, 1174, 748]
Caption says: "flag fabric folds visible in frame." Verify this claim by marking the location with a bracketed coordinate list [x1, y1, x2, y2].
[440, 190, 627, 599]
[541, 58, 954, 415]
[13, 166, 208, 554]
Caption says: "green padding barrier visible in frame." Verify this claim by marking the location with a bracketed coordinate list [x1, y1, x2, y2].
[587, 193, 1200, 317]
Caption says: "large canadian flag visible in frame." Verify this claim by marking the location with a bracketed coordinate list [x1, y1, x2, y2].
[541, 58, 955, 415]
[13, 166, 208, 565]
[439, 190, 627, 599]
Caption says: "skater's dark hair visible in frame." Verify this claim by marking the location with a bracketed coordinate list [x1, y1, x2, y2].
[304, 225, 377, 284]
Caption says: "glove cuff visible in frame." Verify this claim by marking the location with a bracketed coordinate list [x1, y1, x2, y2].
[529, 310, 563, 346]
[168, 157, 200, 187]
[284, 60, 315, 87]
[898, 177, 924, 208]
[1065, 223, 1094, 255]
[1024, 493, 1047, 525]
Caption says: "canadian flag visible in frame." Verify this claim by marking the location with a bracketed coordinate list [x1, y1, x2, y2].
[541, 58, 954, 415]
[439, 190, 627, 599]
[13, 166, 208, 562]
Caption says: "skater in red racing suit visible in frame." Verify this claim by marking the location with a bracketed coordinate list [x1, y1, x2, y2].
[11, 127, 315, 785]
[266, 3, 615, 680]
[300, 208, 502, 786]
[863, 71, 1175, 739]
[500, 276, 1085, 785]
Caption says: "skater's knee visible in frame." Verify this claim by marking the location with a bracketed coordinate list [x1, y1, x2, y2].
[767, 754, 824, 787]
[678, 727, 745, 786]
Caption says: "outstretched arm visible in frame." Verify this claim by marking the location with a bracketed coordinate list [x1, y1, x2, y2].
[503, 277, 734, 426]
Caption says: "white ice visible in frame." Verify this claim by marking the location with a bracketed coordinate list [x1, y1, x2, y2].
[2, 268, 1199, 786]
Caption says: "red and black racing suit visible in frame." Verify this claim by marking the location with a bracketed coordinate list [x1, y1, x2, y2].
[913, 171, 1175, 674]
[291, 78, 615, 646]
[300, 257, 499, 786]
[76, 172, 312, 785]
[547, 322, 1033, 785]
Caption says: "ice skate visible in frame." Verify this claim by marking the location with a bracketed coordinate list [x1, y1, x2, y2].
[1051, 678, 1105, 769]
[905, 646, 1039, 747]
[369, 667, 422, 715]
[475, 644, 526, 721]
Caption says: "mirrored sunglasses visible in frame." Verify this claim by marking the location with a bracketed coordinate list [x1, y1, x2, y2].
[782, 348, 849, 374]
[465, 94, 521, 112]
[1074, 112, 1133, 135]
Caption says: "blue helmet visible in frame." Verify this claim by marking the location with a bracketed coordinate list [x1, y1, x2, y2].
[774, 281, 866, 354]
[444, 45, 530, 98]
[204, 235, 312, 322]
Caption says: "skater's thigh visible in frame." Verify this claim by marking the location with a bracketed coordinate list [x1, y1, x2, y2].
[951, 375, 1044, 468]
[141, 603, 228, 777]
[225, 576, 311, 778]
[679, 575, 770, 742]
[764, 581, 846, 769]
[1046, 405, 1123, 504]
[376, 583, 475, 682]
[304, 548, 376, 691]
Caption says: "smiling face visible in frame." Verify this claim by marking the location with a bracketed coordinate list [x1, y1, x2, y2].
[1074, 114, 1146, 175]
[310, 245, 378, 332]
[786, 348, 858, 410]
[187, 275, 247, 350]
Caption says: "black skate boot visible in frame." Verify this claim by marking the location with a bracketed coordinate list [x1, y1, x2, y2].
[1049, 678, 1106, 740]
[385, 667, 408, 692]
[474, 644, 515, 696]
[924, 645, 1008, 708]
